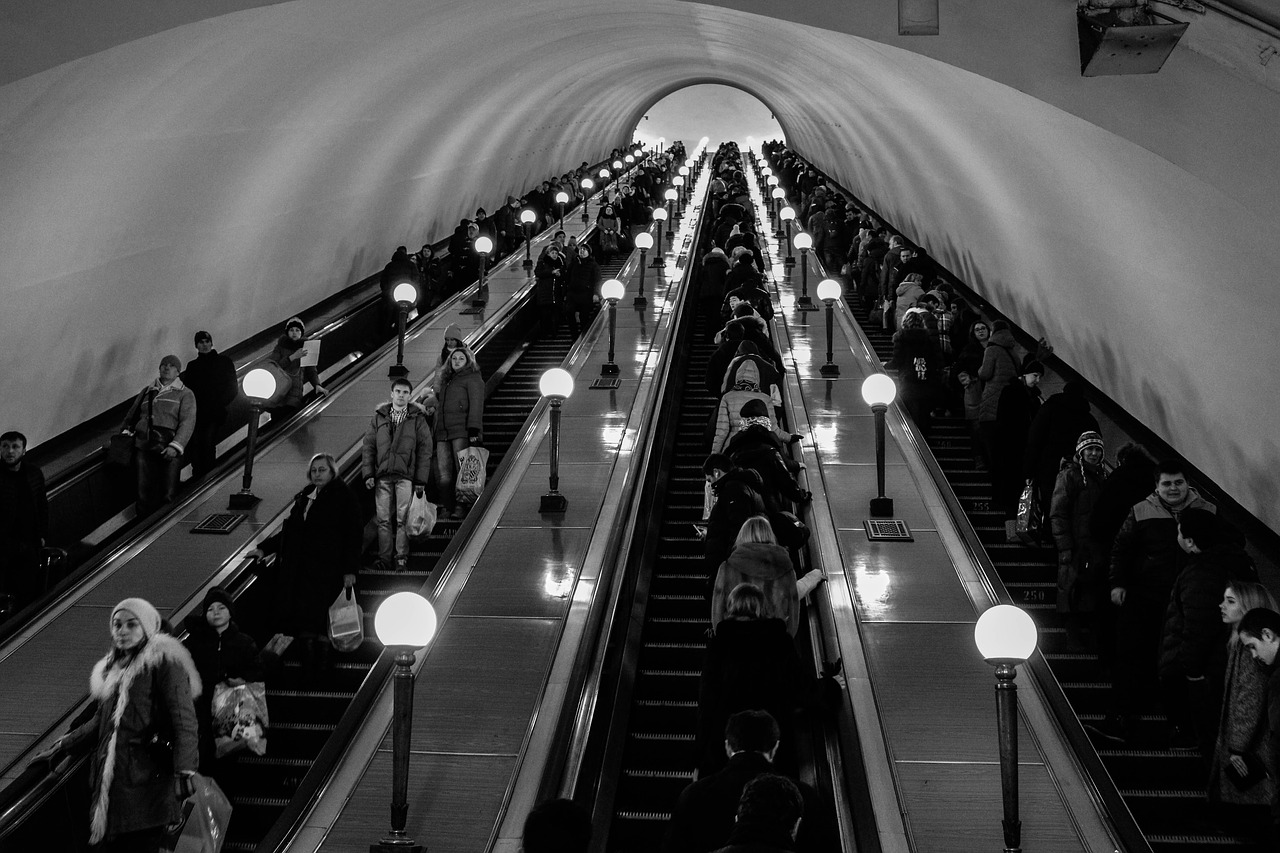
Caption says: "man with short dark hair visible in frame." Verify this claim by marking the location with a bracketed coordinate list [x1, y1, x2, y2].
[664, 710, 835, 853]
[361, 377, 433, 571]
[181, 331, 238, 478]
[1098, 461, 1216, 742]
[0, 431, 48, 618]
[711, 774, 805, 853]
[521, 797, 591, 853]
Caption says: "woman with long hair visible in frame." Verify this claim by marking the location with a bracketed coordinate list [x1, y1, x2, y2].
[41, 598, 199, 851]
[432, 345, 485, 519]
[1208, 581, 1279, 813]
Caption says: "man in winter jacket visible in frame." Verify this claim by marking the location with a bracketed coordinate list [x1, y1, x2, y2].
[122, 354, 197, 513]
[702, 454, 766, 578]
[361, 378, 433, 571]
[0, 430, 48, 617]
[1159, 508, 1254, 753]
[1100, 461, 1216, 741]
[181, 331, 239, 478]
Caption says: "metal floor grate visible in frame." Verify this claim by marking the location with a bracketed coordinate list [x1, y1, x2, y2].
[863, 519, 913, 541]
[191, 512, 247, 535]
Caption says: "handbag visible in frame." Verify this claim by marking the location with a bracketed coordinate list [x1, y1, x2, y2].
[327, 587, 364, 653]
[406, 490, 437, 538]
[455, 445, 490, 504]
[107, 432, 136, 467]
[161, 774, 232, 853]
[1012, 481, 1042, 545]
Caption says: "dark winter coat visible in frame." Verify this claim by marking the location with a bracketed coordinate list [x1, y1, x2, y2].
[180, 350, 238, 418]
[1109, 490, 1216, 596]
[705, 468, 767, 570]
[266, 334, 320, 411]
[711, 542, 799, 635]
[1209, 643, 1276, 806]
[432, 364, 485, 441]
[696, 617, 818, 776]
[533, 251, 565, 307]
[565, 256, 602, 310]
[1022, 388, 1098, 483]
[706, 335, 745, 397]
[64, 634, 200, 843]
[1088, 454, 1157, 548]
[885, 327, 943, 408]
[703, 250, 732, 306]
[976, 329, 1018, 423]
[663, 750, 834, 853]
[362, 402, 433, 484]
[258, 479, 362, 636]
[1049, 459, 1108, 613]
[0, 461, 48, 551]
[181, 618, 262, 770]
[718, 316, 783, 375]
[1159, 544, 1254, 679]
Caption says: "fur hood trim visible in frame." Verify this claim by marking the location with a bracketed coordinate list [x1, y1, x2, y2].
[87, 634, 200, 845]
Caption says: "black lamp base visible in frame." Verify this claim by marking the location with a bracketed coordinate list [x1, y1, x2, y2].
[600, 362, 620, 376]
[649, 257, 663, 268]
[370, 840, 423, 853]
[819, 363, 840, 378]
[633, 295, 648, 306]
[539, 492, 568, 514]
[870, 496, 895, 517]
[387, 363, 409, 379]
[784, 256, 796, 267]
[228, 491, 261, 510]
[795, 296, 815, 310]
[522, 258, 533, 270]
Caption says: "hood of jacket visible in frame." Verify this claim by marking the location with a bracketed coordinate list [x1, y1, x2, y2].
[375, 400, 428, 419]
[896, 280, 925, 299]
[988, 328, 1017, 350]
[724, 542, 793, 581]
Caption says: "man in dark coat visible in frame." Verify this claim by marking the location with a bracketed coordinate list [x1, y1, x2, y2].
[181, 331, 239, 478]
[1099, 461, 1216, 741]
[534, 243, 566, 333]
[1237, 607, 1280, 845]
[702, 247, 733, 331]
[1023, 381, 1099, 520]
[702, 454, 766, 578]
[708, 774, 805, 853]
[706, 322, 746, 396]
[664, 711, 836, 853]
[1158, 509, 1254, 754]
[493, 196, 521, 255]
[0, 430, 48, 617]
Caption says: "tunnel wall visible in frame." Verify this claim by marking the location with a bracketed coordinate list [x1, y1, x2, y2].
[3, 0, 1280, 529]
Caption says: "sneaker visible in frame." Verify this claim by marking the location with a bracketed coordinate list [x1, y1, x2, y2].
[394, 556, 408, 572]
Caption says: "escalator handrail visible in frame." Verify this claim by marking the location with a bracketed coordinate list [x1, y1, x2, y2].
[765, 151, 1280, 579]
[807, 241, 1154, 853]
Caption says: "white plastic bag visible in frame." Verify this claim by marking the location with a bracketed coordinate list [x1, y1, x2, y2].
[455, 446, 490, 504]
[406, 490, 437, 538]
[328, 587, 364, 653]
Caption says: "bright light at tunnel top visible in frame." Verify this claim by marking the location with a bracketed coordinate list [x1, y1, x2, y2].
[633, 84, 784, 150]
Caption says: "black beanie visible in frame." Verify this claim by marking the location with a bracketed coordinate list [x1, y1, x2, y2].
[202, 587, 235, 619]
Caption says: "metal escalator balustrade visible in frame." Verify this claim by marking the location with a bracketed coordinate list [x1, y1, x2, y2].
[844, 297, 1261, 852]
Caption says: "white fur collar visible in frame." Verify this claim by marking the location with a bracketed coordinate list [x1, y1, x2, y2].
[90, 633, 202, 702]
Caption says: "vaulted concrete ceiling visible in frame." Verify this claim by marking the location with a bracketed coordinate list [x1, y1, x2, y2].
[3, 0, 1279, 526]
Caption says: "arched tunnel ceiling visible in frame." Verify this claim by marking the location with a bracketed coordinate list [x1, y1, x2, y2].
[3, 0, 1280, 527]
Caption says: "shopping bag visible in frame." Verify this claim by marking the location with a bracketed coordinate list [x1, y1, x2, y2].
[211, 681, 269, 758]
[161, 774, 232, 853]
[406, 490, 437, 539]
[1012, 481, 1042, 545]
[328, 587, 364, 653]
[455, 446, 490, 504]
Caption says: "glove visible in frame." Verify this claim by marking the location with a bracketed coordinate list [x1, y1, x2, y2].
[822, 658, 844, 679]
[789, 433, 803, 444]
[467, 428, 481, 445]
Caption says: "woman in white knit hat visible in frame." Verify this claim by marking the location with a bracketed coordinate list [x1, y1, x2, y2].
[37, 598, 200, 851]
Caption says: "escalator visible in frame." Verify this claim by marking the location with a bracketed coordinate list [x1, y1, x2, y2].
[844, 298, 1263, 852]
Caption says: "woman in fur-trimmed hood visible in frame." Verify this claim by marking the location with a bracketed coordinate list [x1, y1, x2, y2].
[54, 598, 200, 851]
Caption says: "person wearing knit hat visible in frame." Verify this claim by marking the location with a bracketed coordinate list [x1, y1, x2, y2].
[39, 596, 199, 849]
[182, 587, 262, 772]
[1049, 430, 1109, 618]
[439, 322, 466, 366]
[265, 316, 327, 425]
[120, 352, 197, 513]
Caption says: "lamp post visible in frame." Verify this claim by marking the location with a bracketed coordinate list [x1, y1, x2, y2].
[779, 206, 796, 266]
[624, 154, 634, 165]
[370, 592, 439, 853]
[664, 187, 679, 222]
[635, 231, 655, 297]
[673, 176, 686, 213]
[633, 147, 643, 159]
[520, 209, 537, 270]
[817, 278, 843, 379]
[579, 178, 594, 223]
[861, 373, 897, 517]
[555, 190, 569, 231]
[792, 232, 814, 310]
[770, 187, 784, 228]
[760, 166, 772, 193]
[538, 368, 574, 513]
[472, 235, 493, 307]
[389, 282, 419, 378]
[974, 604, 1039, 853]
[653, 205, 670, 246]
[229, 368, 278, 509]
[612, 159, 623, 174]
[600, 279, 624, 376]
[598, 168, 610, 188]
[677, 166, 689, 203]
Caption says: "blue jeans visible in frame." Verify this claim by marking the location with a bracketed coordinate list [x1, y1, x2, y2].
[375, 477, 413, 563]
